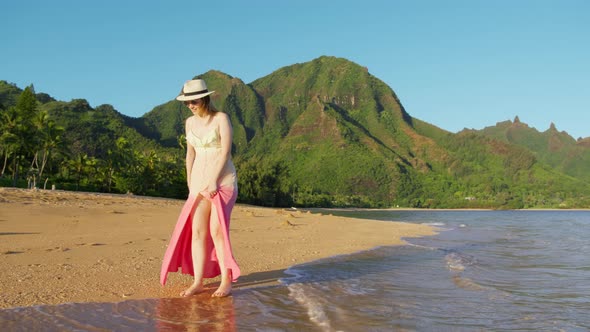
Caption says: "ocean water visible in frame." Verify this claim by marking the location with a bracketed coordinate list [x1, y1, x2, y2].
[1, 210, 589, 331]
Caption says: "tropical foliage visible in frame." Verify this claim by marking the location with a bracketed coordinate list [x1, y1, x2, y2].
[0, 81, 187, 198]
[474, 117, 590, 183]
[1, 56, 589, 209]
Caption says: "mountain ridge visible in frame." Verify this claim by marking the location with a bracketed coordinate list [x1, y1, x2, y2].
[471, 116, 590, 184]
[133, 56, 589, 207]
[1, 56, 589, 208]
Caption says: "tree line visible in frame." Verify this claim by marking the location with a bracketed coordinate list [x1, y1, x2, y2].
[0, 86, 187, 198]
[0, 86, 295, 205]
[2, 86, 589, 209]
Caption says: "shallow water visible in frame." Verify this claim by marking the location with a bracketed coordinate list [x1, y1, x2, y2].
[1, 210, 589, 331]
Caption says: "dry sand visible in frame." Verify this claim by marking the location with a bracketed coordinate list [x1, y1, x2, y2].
[0, 187, 436, 309]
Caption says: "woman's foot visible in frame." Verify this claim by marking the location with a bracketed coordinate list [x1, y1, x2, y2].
[212, 280, 232, 298]
[180, 282, 204, 297]
[212, 271, 232, 298]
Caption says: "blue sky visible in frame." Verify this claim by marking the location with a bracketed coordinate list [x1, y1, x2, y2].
[2, 1, 589, 139]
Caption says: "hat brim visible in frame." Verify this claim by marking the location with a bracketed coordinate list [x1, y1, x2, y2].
[176, 90, 215, 101]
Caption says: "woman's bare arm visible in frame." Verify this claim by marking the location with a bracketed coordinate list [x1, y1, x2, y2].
[185, 118, 196, 189]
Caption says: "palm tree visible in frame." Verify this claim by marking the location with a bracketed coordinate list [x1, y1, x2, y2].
[0, 107, 19, 177]
[66, 154, 91, 190]
[3, 109, 32, 186]
[0, 86, 40, 186]
[101, 151, 117, 192]
[27, 110, 47, 188]
[35, 112, 64, 179]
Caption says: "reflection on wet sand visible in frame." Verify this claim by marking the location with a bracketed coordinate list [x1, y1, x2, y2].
[156, 294, 236, 332]
[0, 295, 236, 331]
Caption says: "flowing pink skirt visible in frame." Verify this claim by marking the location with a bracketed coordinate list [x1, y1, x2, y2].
[160, 186, 240, 285]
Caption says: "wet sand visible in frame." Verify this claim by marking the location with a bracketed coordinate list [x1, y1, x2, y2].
[0, 187, 436, 309]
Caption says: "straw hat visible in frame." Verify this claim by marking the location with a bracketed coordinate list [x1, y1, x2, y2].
[176, 79, 215, 101]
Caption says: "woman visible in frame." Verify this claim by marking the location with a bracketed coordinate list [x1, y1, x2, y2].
[160, 79, 240, 297]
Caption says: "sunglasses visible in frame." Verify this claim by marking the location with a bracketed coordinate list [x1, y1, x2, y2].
[184, 99, 202, 105]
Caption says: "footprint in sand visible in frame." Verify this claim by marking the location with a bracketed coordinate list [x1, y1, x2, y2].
[96, 258, 114, 266]
[59, 263, 73, 270]
[3, 250, 24, 255]
[282, 220, 297, 227]
[74, 242, 106, 247]
[45, 246, 70, 252]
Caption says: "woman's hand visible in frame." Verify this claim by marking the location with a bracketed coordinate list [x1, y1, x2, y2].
[206, 182, 218, 198]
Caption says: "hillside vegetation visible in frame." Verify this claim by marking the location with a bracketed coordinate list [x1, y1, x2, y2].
[473, 117, 590, 184]
[2, 57, 589, 208]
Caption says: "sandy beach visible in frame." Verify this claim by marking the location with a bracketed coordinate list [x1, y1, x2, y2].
[0, 187, 436, 309]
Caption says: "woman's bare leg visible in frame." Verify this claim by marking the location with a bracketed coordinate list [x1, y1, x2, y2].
[209, 204, 232, 297]
[180, 196, 211, 297]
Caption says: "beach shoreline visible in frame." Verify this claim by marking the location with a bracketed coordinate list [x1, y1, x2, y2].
[0, 187, 436, 309]
[314, 207, 590, 212]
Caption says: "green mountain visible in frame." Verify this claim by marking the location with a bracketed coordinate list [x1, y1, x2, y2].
[2, 57, 590, 208]
[472, 117, 590, 184]
[0, 83, 185, 197]
[0, 81, 21, 108]
[140, 71, 265, 151]
[130, 56, 590, 208]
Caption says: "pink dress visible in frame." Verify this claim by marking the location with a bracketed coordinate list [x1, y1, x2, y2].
[160, 126, 240, 285]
